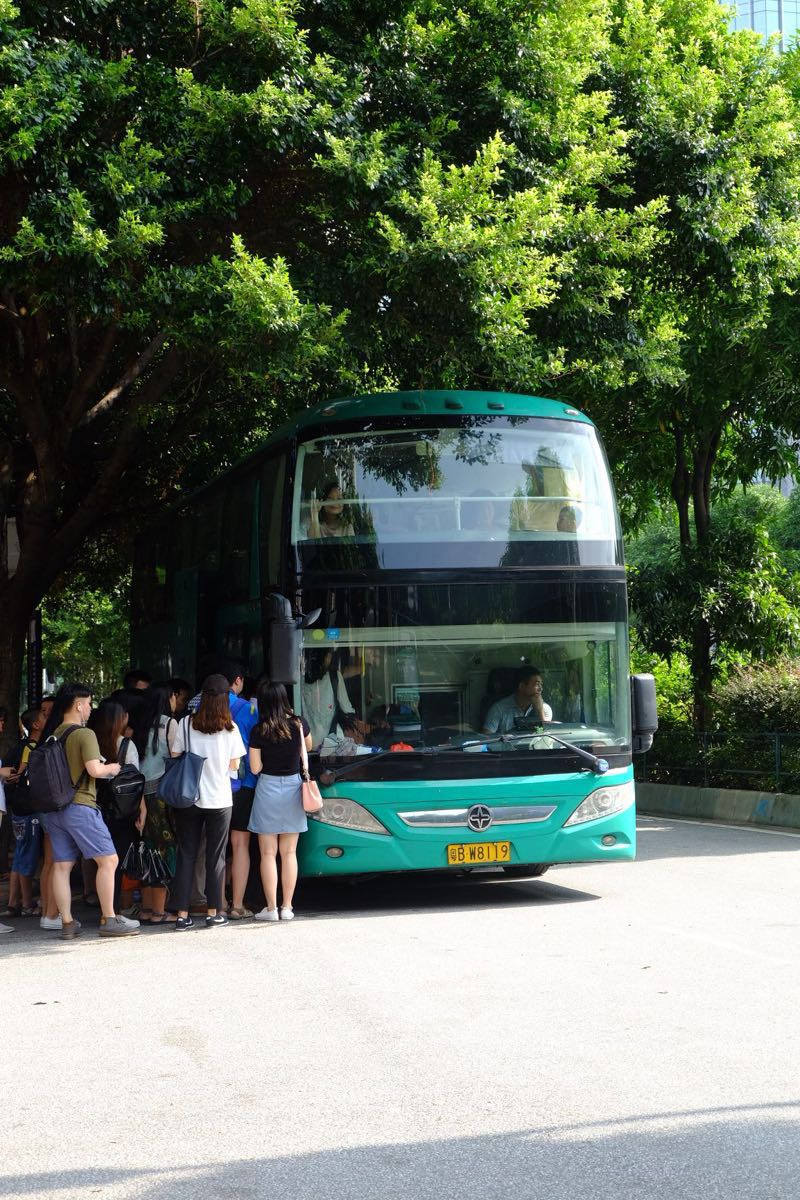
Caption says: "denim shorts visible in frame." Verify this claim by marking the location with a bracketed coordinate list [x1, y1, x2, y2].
[47, 803, 116, 862]
[12, 815, 42, 876]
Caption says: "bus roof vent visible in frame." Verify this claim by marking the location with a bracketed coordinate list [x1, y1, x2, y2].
[563, 407, 580, 416]
[402, 398, 423, 411]
[487, 400, 505, 411]
[444, 398, 463, 410]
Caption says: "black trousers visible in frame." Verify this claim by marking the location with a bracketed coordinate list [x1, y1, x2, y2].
[172, 805, 232, 912]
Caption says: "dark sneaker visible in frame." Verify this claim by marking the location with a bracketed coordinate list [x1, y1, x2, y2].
[99, 915, 140, 937]
[175, 915, 194, 931]
[206, 912, 229, 927]
[60, 919, 82, 940]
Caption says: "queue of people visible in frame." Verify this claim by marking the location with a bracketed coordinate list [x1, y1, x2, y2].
[0, 659, 313, 939]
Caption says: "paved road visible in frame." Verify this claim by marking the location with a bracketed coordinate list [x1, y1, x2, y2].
[1, 815, 799, 1200]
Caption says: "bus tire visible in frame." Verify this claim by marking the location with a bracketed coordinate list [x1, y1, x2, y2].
[502, 863, 550, 878]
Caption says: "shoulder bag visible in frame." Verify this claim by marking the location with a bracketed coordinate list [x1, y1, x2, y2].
[157, 717, 206, 809]
[298, 720, 323, 814]
[99, 737, 146, 821]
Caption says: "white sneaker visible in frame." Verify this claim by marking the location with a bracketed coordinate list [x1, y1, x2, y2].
[280, 907, 294, 921]
[40, 915, 63, 930]
[254, 907, 279, 923]
[0, 922, 14, 935]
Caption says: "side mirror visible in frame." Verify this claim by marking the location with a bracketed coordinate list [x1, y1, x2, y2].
[267, 594, 320, 685]
[630, 673, 658, 753]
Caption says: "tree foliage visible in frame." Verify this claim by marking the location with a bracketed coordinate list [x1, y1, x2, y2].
[2, 0, 800, 736]
[41, 574, 129, 698]
[0, 0, 675, 732]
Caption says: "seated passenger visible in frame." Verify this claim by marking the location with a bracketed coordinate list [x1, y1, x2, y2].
[557, 505, 582, 533]
[306, 481, 355, 538]
[483, 666, 553, 734]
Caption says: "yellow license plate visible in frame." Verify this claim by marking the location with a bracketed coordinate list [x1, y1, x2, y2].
[446, 841, 511, 866]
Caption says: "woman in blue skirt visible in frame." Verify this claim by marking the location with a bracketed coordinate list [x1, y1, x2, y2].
[248, 682, 312, 922]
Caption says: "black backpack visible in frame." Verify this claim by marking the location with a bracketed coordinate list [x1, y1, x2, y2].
[25, 725, 85, 814]
[97, 738, 146, 821]
[5, 739, 37, 817]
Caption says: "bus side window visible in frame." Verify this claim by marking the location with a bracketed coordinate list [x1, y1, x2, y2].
[261, 454, 286, 586]
[220, 473, 257, 602]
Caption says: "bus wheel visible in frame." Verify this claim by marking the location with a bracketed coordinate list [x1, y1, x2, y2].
[502, 863, 550, 878]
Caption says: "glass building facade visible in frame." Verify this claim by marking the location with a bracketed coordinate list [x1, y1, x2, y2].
[730, 0, 800, 47]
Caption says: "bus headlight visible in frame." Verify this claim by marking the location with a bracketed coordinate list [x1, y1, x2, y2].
[309, 797, 390, 835]
[563, 782, 634, 827]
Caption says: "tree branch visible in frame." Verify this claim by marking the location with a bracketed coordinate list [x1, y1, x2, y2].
[64, 322, 120, 426]
[77, 330, 168, 427]
[47, 347, 185, 568]
[671, 422, 692, 548]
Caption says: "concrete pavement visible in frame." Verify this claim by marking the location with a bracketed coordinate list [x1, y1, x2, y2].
[2, 816, 799, 1199]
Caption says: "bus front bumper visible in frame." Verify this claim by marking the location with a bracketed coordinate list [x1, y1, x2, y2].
[298, 776, 636, 877]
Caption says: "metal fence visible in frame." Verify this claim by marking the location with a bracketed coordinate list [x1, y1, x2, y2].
[635, 730, 800, 794]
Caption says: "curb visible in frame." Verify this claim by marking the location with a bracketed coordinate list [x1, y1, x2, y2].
[635, 781, 800, 830]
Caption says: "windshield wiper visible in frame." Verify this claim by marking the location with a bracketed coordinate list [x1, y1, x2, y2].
[317, 730, 609, 784]
[317, 737, 492, 784]
[504, 731, 609, 775]
[431, 730, 608, 774]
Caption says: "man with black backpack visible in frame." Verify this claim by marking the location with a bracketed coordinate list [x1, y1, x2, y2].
[37, 684, 140, 939]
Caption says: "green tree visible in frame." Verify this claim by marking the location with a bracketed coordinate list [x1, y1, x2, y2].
[595, 0, 800, 720]
[0, 0, 672, 735]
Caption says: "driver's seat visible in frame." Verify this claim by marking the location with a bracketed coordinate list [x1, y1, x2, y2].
[478, 667, 518, 729]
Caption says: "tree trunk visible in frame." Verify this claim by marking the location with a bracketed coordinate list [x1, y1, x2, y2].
[0, 577, 37, 755]
[671, 423, 692, 548]
[691, 615, 713, 731]
[687, 427, 722, 730]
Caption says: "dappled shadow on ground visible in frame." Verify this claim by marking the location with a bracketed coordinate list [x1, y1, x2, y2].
[2, 1102, 799, 1199]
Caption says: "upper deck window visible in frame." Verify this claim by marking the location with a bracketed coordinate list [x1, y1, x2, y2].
[292, 418, 622, 570]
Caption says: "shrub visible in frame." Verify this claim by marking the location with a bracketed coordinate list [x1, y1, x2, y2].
[710, 660, 800, 733]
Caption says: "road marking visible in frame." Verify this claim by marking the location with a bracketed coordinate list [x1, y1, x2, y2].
[637, 815, 800, 839]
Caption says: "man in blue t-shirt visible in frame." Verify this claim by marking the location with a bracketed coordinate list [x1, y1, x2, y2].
[224, 661, 259, 918]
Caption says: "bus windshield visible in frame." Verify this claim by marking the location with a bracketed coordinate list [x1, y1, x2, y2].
[292, 418, 621, 569]
[300, 620, 630, 759]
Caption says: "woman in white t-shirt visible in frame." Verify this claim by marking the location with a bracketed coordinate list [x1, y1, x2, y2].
[134, 683, 180, 924]
[170, 674, 245, 930]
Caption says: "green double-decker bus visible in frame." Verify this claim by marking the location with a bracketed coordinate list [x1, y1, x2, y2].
[132, 390, 655, 880]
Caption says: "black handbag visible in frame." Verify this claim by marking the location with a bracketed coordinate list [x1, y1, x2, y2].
[142, 846, 172, 887]
[121, 837, 149, 881]
[157, 717, 205, 808]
